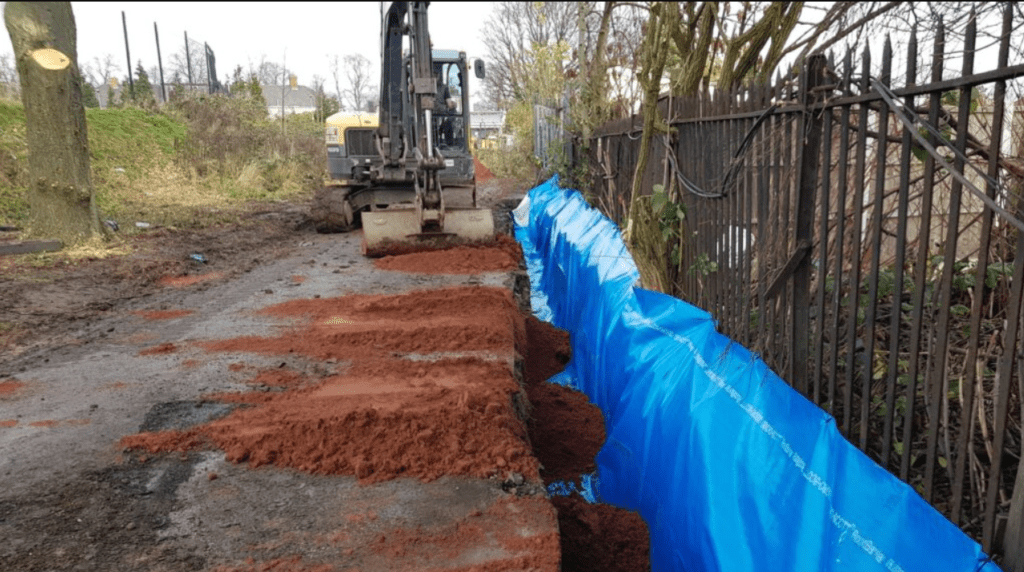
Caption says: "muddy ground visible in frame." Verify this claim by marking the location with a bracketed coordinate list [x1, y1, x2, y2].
[0, 179, 649, 571]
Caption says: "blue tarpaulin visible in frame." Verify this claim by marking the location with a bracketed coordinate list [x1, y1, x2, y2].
[513, 176, 999, 572]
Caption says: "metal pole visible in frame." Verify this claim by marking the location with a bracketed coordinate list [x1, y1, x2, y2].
[205, 42, 211, 94]
[281, 53, 286, 135]
[184, 31, 193, 87]
[154, 22, 166, 102]
[122, 11, 134, 95]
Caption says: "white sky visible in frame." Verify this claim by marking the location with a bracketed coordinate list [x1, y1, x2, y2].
[1, 2, 496, 96]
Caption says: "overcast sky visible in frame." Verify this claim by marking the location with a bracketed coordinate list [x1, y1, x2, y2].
[1, 2, 495, 95]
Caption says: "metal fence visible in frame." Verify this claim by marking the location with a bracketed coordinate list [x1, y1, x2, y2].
[533, 102, 573, 176]
[584, 7, 1024, 565]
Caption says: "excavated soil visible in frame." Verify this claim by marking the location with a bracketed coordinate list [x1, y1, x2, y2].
[197, 285, 525, 359]
[122, 286, 539, 484]
[523, 314, 652, 572]
[474, 156, 495, 184]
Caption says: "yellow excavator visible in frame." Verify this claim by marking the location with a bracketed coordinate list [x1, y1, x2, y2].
[311, 1, 493, 255]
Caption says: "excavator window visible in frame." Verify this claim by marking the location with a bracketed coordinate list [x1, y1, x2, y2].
[433, 62, 466, 152]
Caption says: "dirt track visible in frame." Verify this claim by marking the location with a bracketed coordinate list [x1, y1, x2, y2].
[0, 181, 649, 571]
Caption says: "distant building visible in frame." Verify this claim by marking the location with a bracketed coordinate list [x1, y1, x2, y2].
[262, 85, 316, 117]
[96, 82, 167, 108]
[470, 110, 506, 147]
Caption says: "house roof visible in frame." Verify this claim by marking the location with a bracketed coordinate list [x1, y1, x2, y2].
[262, 85, 316, 108]
[471, 110, 505, 130]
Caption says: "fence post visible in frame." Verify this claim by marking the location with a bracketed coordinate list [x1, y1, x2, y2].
[790, 55, 827, 395]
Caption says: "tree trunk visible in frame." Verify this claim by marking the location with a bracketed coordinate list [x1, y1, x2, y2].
[4, 2, 101, 245]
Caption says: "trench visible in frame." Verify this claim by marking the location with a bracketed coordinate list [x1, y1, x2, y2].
[522, 312, 651, 572]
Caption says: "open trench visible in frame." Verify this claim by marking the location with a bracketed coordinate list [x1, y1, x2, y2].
[522, 314, 651, 572]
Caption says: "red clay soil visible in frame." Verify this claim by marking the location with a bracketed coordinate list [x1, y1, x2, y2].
[374, 244, 519, 274]
[0, 379, 26, 395]
[132, 309, 194, 320]
[158, 272, 224, 288]
[1, 419, 18, 427]
[367, 496, 560, 572]
[368, 234, 522, 262]
[198, 286, 524, 360]
[554, 496, 651, 572]
[122, 286, 538, 484]
[250, 368, 306, 388]
[138, 342, 178, 356]
[474, 156, 495, 183]
[523, 315, 651, 572]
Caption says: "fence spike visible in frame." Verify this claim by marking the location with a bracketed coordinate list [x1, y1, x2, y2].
[842, 50, 853, 95]
[907, 30, 918, 88]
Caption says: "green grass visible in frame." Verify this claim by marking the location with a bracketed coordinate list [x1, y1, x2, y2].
[0, 98, 323, 229]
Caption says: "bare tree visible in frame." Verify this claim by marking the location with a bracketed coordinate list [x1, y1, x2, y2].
[342, 53, 372, 112]
[482, 2, 578, 108]
[0, 52, 20, 99]
[328, 54, 343, 108]
[250, 56, 284, 87]
[168, 37, 207, 87]
[82, 53, 119, 89]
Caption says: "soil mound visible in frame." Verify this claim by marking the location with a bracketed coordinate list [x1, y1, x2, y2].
[122, 286, 538, 484]
[474, 155, 495, 183]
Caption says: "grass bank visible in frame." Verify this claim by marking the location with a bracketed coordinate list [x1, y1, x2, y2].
[0, 94, 324, 230]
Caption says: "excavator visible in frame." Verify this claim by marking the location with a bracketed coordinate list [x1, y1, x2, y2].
[311, 1, 493, 255]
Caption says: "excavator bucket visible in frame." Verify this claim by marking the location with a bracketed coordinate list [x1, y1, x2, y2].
[361, 207, 494, 256]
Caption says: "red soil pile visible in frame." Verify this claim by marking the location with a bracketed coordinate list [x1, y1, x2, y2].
[122, 286, 538, 484]
[132, 309, 194, 320]
[372, 235, 524, 276]
[199, 286, 524, 360]
[138, 342, 177, 356]
[29, 420, 59, 428]
[0, 420, 18, 428]
[124, 356, 537, 483]
[158, 272, 224, 288]
[474, 156, 495, 183]
[524, 316, 602, 482]
[374, 245, 518, 274]
[523, 315, 651, 572]
[368, 234, 522, 261]
[0, 379, 26, 395]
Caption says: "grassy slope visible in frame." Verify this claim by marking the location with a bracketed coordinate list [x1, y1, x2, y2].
[0, 100, 322, 229]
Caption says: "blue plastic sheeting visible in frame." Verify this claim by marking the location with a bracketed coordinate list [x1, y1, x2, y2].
[546, 472, 600, 503]
[514, 176, 999, 572]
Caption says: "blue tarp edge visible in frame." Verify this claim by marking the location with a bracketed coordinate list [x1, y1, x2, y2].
[514, 176, 999, 572]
